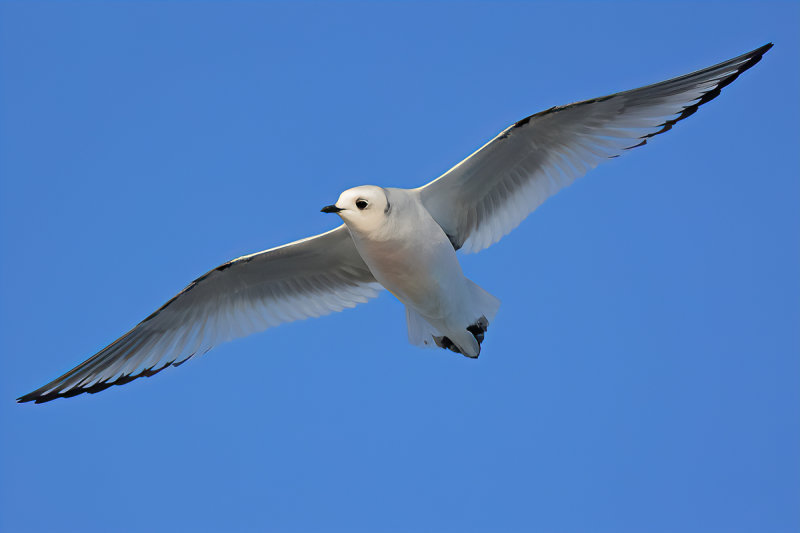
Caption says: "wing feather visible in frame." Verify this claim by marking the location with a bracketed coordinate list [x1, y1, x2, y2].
[419, 44, 772, 252]
[18, 225, 380, 403]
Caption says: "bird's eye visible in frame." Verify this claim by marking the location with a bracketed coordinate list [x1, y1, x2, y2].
[356, 199, 368, 210]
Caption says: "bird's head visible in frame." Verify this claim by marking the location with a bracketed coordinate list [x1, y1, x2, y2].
[321, 185, 391, 234]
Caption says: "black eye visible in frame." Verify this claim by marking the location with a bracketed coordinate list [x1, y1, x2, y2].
[356, 199, 368, 210]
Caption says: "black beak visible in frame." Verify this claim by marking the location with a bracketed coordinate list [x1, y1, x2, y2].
[321, 205, 343, 213]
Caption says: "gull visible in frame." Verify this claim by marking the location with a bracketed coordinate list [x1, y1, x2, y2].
[18, 44, 772, 403]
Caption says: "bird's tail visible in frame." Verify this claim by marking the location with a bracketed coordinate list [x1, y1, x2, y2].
[405, 279, 500, 357]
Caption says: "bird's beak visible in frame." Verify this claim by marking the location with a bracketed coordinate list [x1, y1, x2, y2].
[321, 205, 343, 213]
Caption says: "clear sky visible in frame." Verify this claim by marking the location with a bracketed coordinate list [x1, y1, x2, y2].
[1, 2, 798, 532]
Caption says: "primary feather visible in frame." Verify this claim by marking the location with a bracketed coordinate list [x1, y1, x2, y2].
[419, 43, 772, 252]
[18, 226, 380, 403]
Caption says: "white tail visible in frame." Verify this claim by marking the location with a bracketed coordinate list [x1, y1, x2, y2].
[405, 279, 501, 356]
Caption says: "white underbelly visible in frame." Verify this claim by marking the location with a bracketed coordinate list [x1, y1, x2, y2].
[356, 222, 465, 320]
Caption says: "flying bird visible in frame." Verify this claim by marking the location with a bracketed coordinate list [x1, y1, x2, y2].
[18, 44, 772, 403]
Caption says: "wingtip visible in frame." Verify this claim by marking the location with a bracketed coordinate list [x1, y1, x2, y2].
[753, 43, 773, 60]
[17, 389, 54, 404]
[745, 43, 773, 66]
[16, 392, 40, 404]
[15, 358, 188, 404]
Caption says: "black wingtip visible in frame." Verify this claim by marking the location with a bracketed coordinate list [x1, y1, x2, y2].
[623, 42, 774, 151]
[15, 358, 187, 404]
[16, 389, 46, 404]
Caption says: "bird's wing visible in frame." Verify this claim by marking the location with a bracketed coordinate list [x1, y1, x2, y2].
[418, 44, 772, 253]
[18, 225, 381, 403]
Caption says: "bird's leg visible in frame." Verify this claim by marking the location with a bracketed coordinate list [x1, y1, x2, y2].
[434, 315, 490, 354]
[433, 335, 461, 353]
[466, 315, 489, 345]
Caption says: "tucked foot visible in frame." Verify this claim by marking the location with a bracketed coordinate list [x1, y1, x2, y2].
[432, 316, 490, 356]
[433, 335, 461, 353]
[466, 316, 489, 345]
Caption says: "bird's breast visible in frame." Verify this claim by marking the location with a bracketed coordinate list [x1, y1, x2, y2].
[350, 212, 464, 317]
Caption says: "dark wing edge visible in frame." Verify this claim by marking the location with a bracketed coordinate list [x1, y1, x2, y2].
[18, 225, 379, 404]
[513, 42, 773, 149]
[418, 43, 773, 253]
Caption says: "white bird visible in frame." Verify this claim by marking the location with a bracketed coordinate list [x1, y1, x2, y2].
[18, 44, 772, 403]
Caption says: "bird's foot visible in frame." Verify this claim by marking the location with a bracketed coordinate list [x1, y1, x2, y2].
[466, 316, 489, 345]
[433, 335, 461, 353]
[433, 316, 490, 354]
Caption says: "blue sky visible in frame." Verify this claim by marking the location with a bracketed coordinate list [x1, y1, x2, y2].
[1, 2, 798, 532]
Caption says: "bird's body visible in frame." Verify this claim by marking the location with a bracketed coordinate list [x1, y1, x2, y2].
[338, 186, 499, 357]
[18, 43, 773, 403]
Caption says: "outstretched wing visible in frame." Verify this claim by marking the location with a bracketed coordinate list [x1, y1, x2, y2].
[18, 225, 381, 403]
[419, 44, 772, 253]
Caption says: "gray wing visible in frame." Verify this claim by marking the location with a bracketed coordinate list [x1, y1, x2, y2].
[419, 44, 772, 253]
[18, 225, 381, 403]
